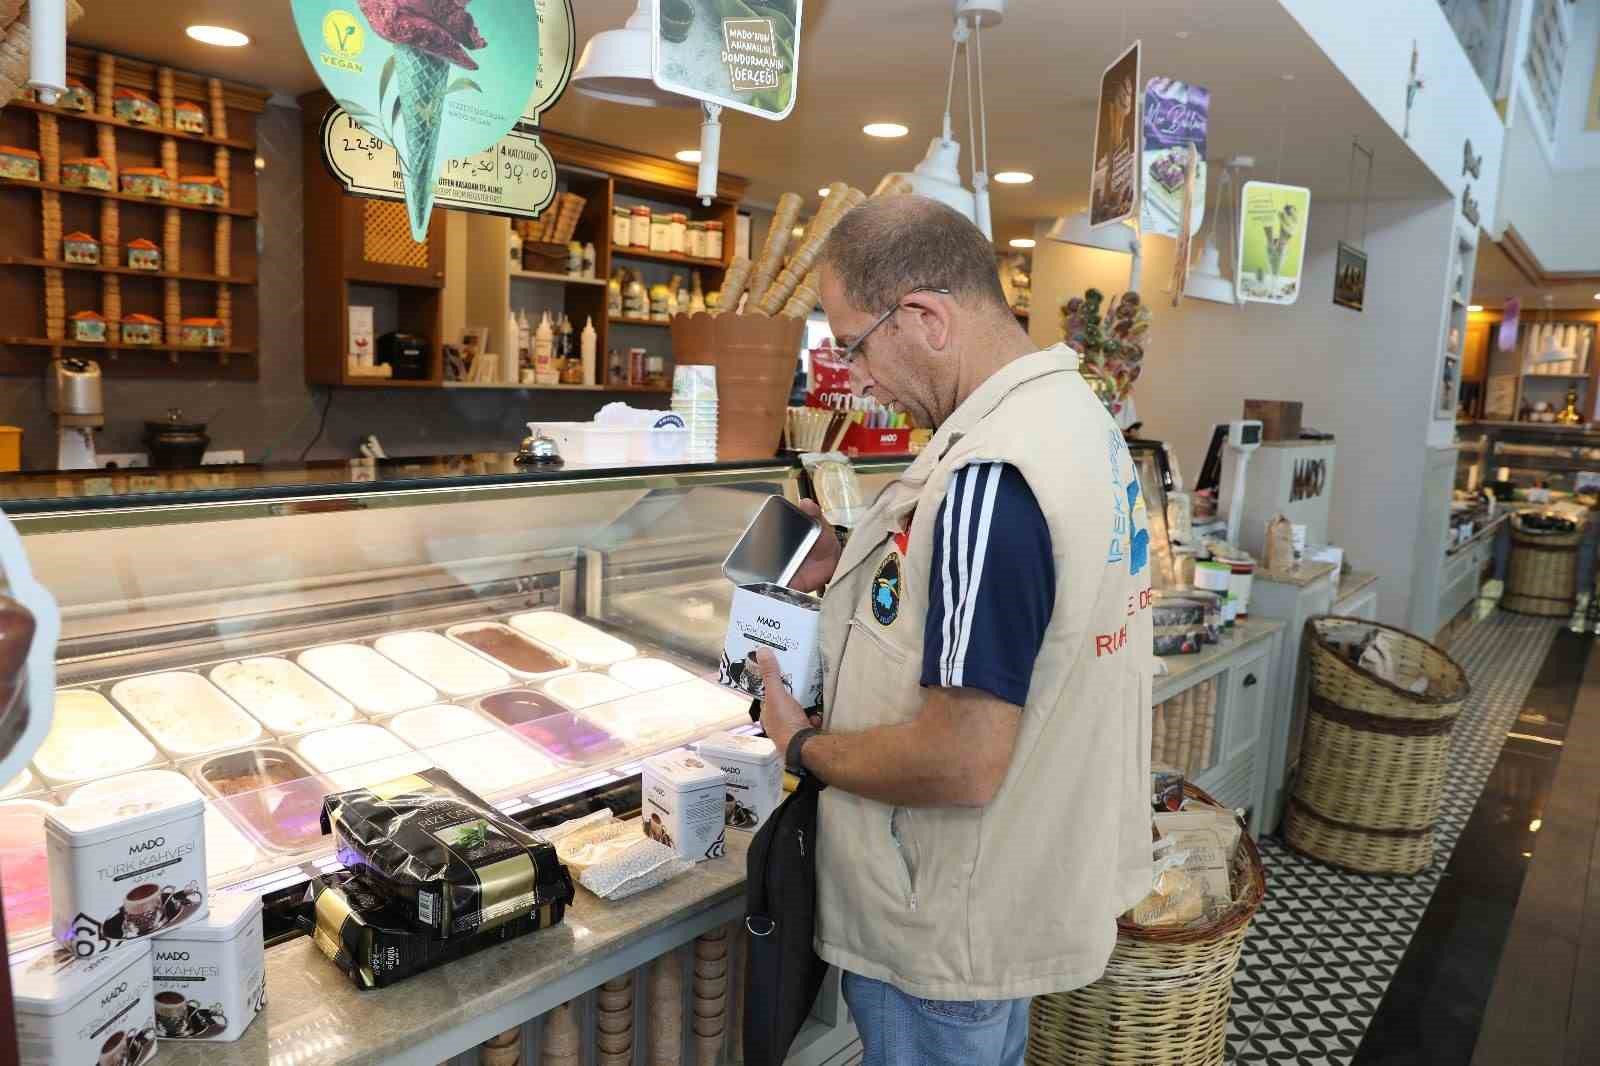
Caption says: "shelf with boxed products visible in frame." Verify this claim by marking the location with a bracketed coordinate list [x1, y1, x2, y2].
[0, 177, 257, 217]
[0, 255, 255, 285]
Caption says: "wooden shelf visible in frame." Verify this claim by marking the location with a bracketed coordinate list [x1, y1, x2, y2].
[7, 98, 256, 150]
[510, 269, 607, 287]
[335, 376, 441, 388]
[0, 177, 257, 217]
[610, 246, 726, 271]
[0, 256, 255, 284]
[610, 316, 670, 329]
[442, 381, 669, 393]
[1522, 373, 1590, 379]
[3, 336, 254, 355]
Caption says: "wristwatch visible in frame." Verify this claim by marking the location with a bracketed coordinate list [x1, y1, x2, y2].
[786, 726, 820, 774]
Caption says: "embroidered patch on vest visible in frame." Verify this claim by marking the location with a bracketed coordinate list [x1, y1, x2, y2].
[871, 553, 902, 626]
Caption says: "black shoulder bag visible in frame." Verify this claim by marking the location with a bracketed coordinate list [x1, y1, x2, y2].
[741, 770, 829, 1066]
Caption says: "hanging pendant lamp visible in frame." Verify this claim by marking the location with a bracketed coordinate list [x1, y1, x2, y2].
[571, 0, 697, 109]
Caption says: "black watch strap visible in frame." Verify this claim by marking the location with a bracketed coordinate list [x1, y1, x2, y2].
[786, 726, 820, 774]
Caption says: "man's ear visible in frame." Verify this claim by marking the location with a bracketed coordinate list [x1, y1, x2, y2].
[903, 291, 953, 352]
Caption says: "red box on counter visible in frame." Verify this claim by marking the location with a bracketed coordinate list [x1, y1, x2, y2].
[840, 424, 911, 456]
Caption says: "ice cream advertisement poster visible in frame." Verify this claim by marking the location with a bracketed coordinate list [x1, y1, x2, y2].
[653, 0, 803, 120]
[1090, 40, 1140, 229]
[1236, 181, 1310, 306]
[291, 0, 545, 239]
[1140, 78, 1207, 240]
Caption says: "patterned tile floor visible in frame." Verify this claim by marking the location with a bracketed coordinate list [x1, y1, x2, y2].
[1226, 612, 1563, 1065]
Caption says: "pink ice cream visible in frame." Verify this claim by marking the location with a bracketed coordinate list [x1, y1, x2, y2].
[357, 0, 486, 69]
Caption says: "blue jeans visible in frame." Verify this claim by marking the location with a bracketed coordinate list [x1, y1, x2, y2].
[842, 971, 1029, 1066]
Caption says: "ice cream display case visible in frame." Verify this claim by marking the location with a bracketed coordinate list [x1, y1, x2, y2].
[0, 456, 910, 957]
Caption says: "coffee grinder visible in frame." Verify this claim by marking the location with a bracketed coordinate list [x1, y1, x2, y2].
[48, 356, 102, 470]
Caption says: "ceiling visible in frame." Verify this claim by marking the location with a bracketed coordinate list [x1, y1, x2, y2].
[71, 0, 1451, 246]
[1473, 238, 1600, 310]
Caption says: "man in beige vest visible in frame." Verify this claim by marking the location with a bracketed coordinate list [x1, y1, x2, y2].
[755, 196, 1155, 1066]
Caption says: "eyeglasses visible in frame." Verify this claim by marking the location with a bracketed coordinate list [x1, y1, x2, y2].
[837, 286, 951, 365]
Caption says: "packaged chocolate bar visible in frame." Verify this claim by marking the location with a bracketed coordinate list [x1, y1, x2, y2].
[320, 768, 573, 940]
[302, 871, 565, 990]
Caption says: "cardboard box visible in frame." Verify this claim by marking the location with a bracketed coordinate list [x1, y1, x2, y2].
[348, 305, 375, 369]
[641, 749, 727, 862]
[696, 731, 783, 832]
[1242, 399, 1303, 442]
[719, 583, 823, 709]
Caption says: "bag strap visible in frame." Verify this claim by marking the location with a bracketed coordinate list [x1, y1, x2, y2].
[744, 773, 825, 936]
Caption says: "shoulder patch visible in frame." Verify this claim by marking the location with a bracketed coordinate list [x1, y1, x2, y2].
[872, 553, 902, 626]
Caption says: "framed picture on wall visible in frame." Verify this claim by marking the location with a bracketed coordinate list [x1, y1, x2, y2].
[1333, 241, 1367, 311]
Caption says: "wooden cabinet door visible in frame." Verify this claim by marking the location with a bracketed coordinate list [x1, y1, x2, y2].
[344, 197, 448, 287]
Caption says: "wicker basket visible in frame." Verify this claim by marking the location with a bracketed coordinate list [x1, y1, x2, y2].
[1502, 512, 1582, 617]
[1026, 785, 1265, 1066]
[1284, 617, 1469, 875]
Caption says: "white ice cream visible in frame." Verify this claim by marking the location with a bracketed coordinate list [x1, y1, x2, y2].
[373, 631, 512, 696]
[32, 689, 159, 785]
[211, 657, 357, 735]
[110, 672, 264, 758]
[609, 657, 695, 691]
[426, 734, 558, 797]
[386, 704, 498, 750]
[508, 611, 637, 667]
[295, 723, 433, 792]
[544, 671, 635, 710]
[580, 680, 748, 745]
[297, 644, 438, 716]
[66, 769, 261, 879]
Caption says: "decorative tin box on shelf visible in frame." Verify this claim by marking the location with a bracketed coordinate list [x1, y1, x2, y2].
[121, 314, 162, 346]
[125, 239, 161, 271]
[120, 167, 169, 200]
[0, 146, 40, 181]
[174, 100, 206, 134]
[176, 175, 223, 206]
[70, 311, 107, 343]
[62, 232, 100, 264]
[60, 79, 94, 112]
[61, 156, 112, 191]
[179, 317, 225, 348]
[112, 87, 159, 125]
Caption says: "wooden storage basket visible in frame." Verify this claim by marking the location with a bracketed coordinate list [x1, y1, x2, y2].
[1502, 512, 1582, 617]
[1285, 616, 1469, 875]
[1026, 785, 1265, 1066]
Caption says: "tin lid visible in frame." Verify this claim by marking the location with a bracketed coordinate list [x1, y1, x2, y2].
[63, 231, 98, 242]
[126, 239, 159, 250]
[64, 156, 108, 167]
[180, 174, 220, 184]
[70, 310, 105, 320]
[180, 316, 222, 326]
[114, 87, 154, 100]
[613, 205, 630, 216]
[175, 100, 204, 112]
[121, 167, 168, 176]
[643, 748, 726, 789]
[121, 313, 161, 325]
[11, 940, 152, 1017]
[0, 145, 41, 158]
[157, 890, 260, 943]
[696, 731, 778, 764]
[46, 793, 202, 847]
[630, 205, 651, 215]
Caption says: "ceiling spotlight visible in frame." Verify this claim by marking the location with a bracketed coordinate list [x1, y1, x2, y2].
[818, 187, 830, 196]
[994, 171, 1034, 185]
[675, 149, 701, 163]
[1468, 304, 1484, 312]
[1009, 238, 1036, 249]
[1176, 30, 1190, 39]
[1593, 292, 1600, 300]
[863, 122, 909, 139]
[186, 25, 250, 47]
[1281, 73, 1296, 81]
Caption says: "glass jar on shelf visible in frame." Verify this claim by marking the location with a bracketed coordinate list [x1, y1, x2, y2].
[705, 220, 725, 261]
[650, 214, 672, 253]
[629, 206, 651, 248]
[612, 206, 631, 246]
[670, 213, 687, 255]
[687, 221, 705, 260]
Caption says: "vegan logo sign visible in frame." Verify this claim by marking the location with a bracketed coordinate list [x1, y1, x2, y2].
[321, 10, 367, 69]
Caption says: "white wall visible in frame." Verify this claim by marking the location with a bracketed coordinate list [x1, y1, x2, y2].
[1032, 196, 1459, 628]
[1555, 0, 1600, 171]
[1495, 91, 1600, 271]
[1278, 0, 1505, 227]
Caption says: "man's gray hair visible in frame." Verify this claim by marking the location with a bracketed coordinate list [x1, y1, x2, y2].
[818, 195, 1009, 314]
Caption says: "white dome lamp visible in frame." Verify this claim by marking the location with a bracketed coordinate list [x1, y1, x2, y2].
[874, 0, 1004, 239]
[1184, 155, 1253, 305]
[1044, 211, 1143, 293]
[571, 0, 696, 108]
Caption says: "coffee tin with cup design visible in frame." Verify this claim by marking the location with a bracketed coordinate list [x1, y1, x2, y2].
[10, 939, 157, 1066]
[152, 891, 265, 1041]
[45, 795, 208, 958]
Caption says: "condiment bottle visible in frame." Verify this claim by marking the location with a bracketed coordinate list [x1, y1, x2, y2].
[534, 312, 556, 384]
[582, 242, 597, 279]
[580, 317, 597, 385]
[608, 272, 623, 316]
[566, 241, 583, 276]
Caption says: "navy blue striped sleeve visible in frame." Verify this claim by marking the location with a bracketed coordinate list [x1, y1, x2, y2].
[921, 462, 1055, 707]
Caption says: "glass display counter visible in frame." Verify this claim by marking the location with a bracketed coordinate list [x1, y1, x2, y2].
[0, 455, 911, 957]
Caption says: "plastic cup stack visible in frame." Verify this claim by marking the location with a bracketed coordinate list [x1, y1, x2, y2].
[673, 365, 718, 462]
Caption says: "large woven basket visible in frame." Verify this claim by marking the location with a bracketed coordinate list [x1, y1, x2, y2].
[1026, 785, 1265, 1066]
[1285, 617, 1469, 875]
[1502, 512, 1582, 617]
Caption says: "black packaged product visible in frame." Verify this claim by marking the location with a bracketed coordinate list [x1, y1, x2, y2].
[302, 871, 566, 990]
[320, 768, 574, 939]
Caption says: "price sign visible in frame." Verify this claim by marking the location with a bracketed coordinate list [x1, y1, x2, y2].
[321, 107, 558, 221]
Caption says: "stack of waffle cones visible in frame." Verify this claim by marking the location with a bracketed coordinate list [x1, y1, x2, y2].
[710, 180, 870, 319]
[479, 1025, 521, 1066]
[595, 975, 635, 1066]
[648, 949, 683, 1065]
[690, 928, 730, 1065]
[539, 999, 580, 1066]
[530, 193, 587, 244]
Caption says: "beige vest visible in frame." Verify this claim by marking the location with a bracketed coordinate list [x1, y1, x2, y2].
[814, 346, 1155, 1001]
